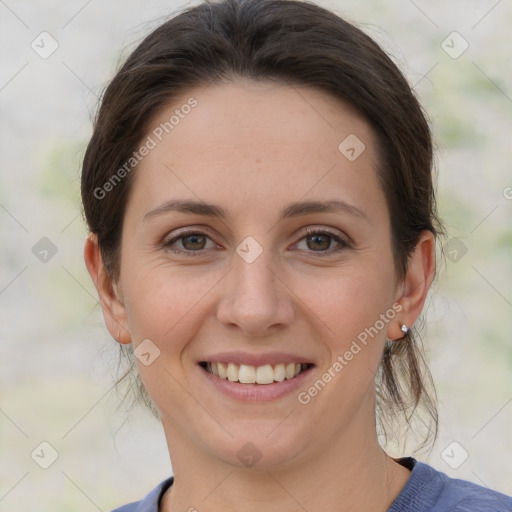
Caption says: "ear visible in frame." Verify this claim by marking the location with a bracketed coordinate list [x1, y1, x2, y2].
[83, 232, 131, 344]
[388, 230, 436, 341]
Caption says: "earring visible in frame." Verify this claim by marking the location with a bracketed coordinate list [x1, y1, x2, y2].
[400, 324, 408, 335]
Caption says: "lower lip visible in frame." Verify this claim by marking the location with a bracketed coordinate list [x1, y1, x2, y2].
[199, 364, 314, 402]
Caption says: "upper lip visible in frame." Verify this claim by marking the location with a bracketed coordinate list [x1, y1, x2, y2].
[198, 351, 315, 367]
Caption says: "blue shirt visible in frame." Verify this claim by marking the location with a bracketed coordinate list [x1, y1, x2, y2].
[112, 457, 512, 511]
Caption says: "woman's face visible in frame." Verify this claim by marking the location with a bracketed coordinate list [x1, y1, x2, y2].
[113, 81, 405, 469]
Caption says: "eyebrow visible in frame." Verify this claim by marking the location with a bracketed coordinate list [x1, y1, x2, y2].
[142, 198, 370, 223]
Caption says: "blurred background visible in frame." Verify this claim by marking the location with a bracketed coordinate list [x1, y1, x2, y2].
[1, 0, 511, 509]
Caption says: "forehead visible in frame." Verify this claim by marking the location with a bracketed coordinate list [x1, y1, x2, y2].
[127, 80, 383, 221]
[152, 79, 374, 158]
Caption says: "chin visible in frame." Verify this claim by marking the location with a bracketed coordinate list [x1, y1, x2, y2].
[211, 424, 311, 471]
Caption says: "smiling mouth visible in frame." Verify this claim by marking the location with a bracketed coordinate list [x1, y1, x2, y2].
[199, 361, 313, 385]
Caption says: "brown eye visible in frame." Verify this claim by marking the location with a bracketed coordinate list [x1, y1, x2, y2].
[295, 228, 350, 255]
[180, 233, 207, 250]
[163, 230, 215, 255]
[306, 233, 332, 251]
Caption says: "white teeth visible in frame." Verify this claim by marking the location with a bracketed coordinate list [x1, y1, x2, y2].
[285, 363, 295, 379]
[204, 361, 309, 384]
[238, 364, 256, 383]
[217, 362, 227, 379]
[227, 362, 239, 382]
[274, 363, 285, 381]
[255, 364, 274, 384]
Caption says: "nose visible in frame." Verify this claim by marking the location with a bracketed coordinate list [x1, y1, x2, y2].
[216, 247, 295, 337]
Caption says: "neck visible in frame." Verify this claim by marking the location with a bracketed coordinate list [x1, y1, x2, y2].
[160, 419, 411, 512]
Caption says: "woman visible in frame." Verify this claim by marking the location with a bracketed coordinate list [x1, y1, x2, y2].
[81, 0, 512, 510]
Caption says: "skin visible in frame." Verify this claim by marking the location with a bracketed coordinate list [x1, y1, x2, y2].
[85, 80, 435, 512]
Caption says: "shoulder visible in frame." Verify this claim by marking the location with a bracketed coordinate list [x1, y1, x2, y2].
[429, 463, 512, 512]
[390, 459, 512, 512]
[111, 476, 174, 512]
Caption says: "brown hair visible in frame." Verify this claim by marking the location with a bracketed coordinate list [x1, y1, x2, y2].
[81, 0, 444, 452]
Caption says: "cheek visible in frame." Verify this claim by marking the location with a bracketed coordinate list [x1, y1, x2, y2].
[297, 258, 396, 401]
[124, 266, 216, 345]
[122, 268, 216, 414]
[303, 261, 396, 339]
[294, 270, 395, 419]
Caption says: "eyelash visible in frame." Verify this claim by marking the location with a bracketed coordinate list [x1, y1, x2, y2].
[162, 227, 351, 257]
